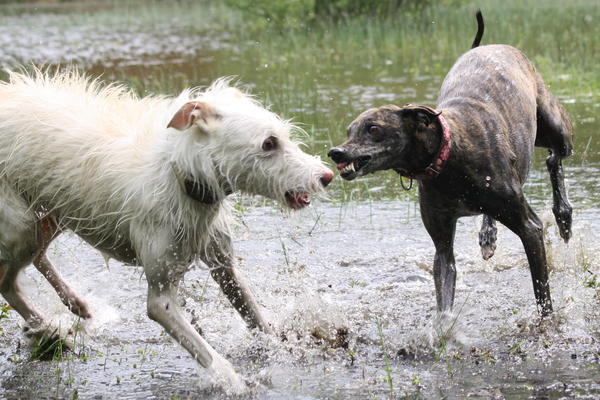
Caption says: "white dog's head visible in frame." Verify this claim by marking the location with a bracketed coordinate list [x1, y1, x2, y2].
[167, 79, 333, 209]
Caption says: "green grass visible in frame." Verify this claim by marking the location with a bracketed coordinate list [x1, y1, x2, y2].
[178, 0, 599, 201]
[4, 0, 597, 96]
[376, 320, 394, 396]
[195, 0, 600, 88]
[0, 302, 11, 333]
[10, 0, 594, 102]
[29, 329, 68, 361]
[1, 0, 598, 203]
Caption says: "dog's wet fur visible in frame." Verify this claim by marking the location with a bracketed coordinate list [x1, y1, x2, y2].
[329, 11, 573, 317]
[0, 69, 333, 394]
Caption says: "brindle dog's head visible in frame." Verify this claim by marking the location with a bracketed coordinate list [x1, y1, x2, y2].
[328, 104, 442, 180]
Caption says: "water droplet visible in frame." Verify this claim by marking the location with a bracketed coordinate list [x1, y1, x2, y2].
[485, 176, 491, 181]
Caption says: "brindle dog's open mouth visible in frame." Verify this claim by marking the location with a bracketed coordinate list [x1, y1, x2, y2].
[335, 156, 371, 180]
[285, 191, 311, 209]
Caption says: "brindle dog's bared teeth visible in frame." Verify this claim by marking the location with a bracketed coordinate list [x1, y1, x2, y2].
[342, 163, 355, 173]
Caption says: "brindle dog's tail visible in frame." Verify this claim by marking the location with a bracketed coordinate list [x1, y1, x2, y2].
[471, 10, 484, 48]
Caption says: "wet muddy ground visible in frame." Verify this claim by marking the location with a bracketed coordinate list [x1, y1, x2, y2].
[0, 202, 599, 399]
[0, 1, 599, 399]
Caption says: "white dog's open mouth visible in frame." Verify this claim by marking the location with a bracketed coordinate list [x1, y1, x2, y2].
[285, 191, 311, 209]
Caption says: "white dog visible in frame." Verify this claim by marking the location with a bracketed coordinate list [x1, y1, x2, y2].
[0, 68, 333, 392]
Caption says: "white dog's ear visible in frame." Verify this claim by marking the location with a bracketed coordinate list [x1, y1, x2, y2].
[167, 101, 218, 132]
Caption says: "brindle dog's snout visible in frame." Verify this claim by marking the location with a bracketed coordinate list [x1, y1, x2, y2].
[327, 147, 347, 163]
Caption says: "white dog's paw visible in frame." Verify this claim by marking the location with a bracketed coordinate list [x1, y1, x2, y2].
[23, 321, 77, 359]
[206, 352, 257, 396]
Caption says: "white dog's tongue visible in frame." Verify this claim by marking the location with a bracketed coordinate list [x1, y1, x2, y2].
[294, 193, 310, 207]
[286, 191, 311, 209]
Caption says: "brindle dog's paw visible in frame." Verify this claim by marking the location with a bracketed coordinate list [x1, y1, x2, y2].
[553, 203, 572, 243]
[479, 220, 498, 260]
[480, 242, 496, 260]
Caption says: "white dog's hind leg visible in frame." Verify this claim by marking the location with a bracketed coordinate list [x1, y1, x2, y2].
[0, 185, 47, 331]
[30, 217, 92, 319]
[0, 262, 46, 328]
[145, 266, 247, 394]
[202, 233, 273, 334]
[34, 254, 92, 319]
[0, 262, 73, 347]
[0, 184, 73, 347]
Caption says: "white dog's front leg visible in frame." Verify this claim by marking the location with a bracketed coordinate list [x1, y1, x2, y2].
[145, 272, 247, 393]
[202, 233, 273, 334]
[209, 266, 273, 333]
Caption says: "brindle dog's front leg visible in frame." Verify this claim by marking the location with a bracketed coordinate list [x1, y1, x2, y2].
[201, 232, 273, 334]
[494, 197, 553, 316]
[420, 202, 458, 312]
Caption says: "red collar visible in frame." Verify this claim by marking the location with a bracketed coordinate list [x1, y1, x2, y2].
[403, 111, 452, 180]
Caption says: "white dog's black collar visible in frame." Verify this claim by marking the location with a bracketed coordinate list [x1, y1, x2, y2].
[170, 163, 221, 205]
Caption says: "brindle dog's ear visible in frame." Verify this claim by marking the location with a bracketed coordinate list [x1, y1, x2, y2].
[399, 104, 441, 154]
[399, 104, 441, 127]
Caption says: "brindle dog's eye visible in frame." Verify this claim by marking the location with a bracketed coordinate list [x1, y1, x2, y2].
[262, 136, 278, 151]
[368, 125, 381, 135]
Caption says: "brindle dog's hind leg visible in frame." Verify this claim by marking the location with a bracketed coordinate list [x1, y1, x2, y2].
[546, 149, 572, 242]
[479, 214, 497, 260]
[534, 79, 574, 242]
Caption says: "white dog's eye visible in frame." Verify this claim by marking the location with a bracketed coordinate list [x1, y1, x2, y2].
[262, 136, 278, 151]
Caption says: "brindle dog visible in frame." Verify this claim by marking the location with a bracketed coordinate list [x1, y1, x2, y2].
[328, 11, 572, 317]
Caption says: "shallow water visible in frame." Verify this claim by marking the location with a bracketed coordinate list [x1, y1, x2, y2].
[0, 2, 599, 399]
[1, 203, 599, 399]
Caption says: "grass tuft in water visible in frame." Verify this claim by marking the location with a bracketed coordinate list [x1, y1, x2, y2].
[376, 320, 394, 396]
[29, 328, 67, 362]
[0, 302, 10, 334]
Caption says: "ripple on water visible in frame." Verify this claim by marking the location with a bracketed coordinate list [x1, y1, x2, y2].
[0, 201, 599, 399]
